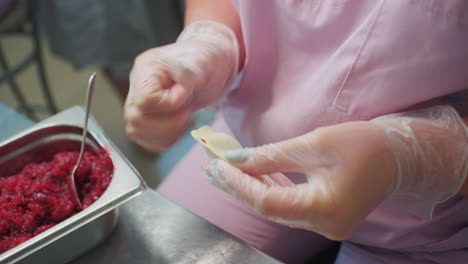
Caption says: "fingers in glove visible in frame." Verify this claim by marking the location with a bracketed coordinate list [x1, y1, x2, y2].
[127, 61, 191, 114]
[224, 133, 328, 175]
[124, 106, 192, 152]
[204, 159, 325, 227]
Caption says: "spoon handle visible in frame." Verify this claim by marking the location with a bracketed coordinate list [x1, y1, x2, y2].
[76, 72, 96, 168]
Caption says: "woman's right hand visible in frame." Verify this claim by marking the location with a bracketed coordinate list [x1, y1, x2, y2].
[124, 21, 239, 153]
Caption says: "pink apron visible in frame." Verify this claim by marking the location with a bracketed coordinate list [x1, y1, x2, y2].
[159, 0, 468, 263]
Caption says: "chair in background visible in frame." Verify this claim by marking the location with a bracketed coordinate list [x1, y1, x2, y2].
[0, 0, 58, 120]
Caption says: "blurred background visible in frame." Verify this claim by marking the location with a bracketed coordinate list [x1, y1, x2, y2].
[0, 0, 187, 188]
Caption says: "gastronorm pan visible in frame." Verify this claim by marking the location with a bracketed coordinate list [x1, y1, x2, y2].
[0, 106, 146, 264]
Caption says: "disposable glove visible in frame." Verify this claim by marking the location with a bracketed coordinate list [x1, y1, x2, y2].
[203, 105, 468, 240]
[124, 21, 239, 152]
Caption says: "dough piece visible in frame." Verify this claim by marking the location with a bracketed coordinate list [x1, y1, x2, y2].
[191, 125, 287, 186]
[190, 125, 242, 160]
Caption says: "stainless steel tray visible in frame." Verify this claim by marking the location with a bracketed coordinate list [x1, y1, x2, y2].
[0, 106, 147, 264]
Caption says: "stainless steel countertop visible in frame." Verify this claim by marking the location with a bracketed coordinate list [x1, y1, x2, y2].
[0, 104, 281, 264]
[70, 189, 280, 264]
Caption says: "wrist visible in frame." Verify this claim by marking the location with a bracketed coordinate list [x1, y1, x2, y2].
[177, 21, 240, 109]
[177, 21, 240, 73]
[372, 106, 468, 218]
[178, 20, 238, 49]
[184, 0, 245, 69]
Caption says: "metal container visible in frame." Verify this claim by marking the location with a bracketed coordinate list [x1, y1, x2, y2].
[0, 107, 147, 264]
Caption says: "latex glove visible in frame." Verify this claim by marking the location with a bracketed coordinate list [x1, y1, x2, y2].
[203, 106, 468, 240]
[124, 21, 239, 152]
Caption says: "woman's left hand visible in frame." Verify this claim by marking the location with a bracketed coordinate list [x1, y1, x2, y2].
[203, 106, 468, 240]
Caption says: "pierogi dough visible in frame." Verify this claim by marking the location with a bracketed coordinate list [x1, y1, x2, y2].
[191, 125, 294, 187]
[191, 125, 242, 160]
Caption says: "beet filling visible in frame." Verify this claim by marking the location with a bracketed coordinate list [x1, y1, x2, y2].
[0, 150, 114, 254]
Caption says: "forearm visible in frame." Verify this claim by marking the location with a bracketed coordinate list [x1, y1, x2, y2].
[185, 0, 245, 70]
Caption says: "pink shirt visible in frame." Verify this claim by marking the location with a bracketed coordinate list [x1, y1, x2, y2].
[224, 0, 468, 262]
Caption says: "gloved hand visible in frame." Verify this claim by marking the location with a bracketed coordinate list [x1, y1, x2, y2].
[124, 21, 239, 152]
[203, 105, 468, 240]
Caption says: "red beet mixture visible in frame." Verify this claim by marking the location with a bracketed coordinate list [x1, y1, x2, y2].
[0, 150, 113, 254]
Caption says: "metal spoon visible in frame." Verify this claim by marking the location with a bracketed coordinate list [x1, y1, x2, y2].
[70, 72, 96, 209]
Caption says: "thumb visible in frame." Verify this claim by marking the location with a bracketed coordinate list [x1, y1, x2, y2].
[225, 137, 309, 175]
